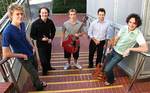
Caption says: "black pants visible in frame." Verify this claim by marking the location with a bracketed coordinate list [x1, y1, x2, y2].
[38, 45, 52, 74]
[89, 39, 105, 67]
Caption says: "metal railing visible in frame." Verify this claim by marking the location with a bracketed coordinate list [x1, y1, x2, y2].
[0, 57, 20, 93]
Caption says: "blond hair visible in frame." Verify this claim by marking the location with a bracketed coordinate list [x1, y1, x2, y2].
[7, 3, 24, 20]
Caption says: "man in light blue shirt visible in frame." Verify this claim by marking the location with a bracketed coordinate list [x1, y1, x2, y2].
[88, 8, 112, 68]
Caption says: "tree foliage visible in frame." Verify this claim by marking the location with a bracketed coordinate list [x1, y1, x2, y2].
[0, 0, 16, 18]
[53, 0, 86, 13]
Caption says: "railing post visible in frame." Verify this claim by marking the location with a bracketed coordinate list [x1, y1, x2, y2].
[127, 52, 150, 92]
[0, 65, 9, 82]
[6, 62, 20, 93]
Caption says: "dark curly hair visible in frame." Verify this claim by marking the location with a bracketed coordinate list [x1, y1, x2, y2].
[126, 13, 142, 27]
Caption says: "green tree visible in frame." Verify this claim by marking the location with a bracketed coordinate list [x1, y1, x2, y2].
[0, 0, 16, 18]
[53, 0, 86, 13]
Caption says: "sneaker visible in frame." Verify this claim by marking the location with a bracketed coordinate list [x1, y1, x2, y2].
[104, 81, 112, 86]
[74, 63, 82, 69]
[64, 63, 70, 70]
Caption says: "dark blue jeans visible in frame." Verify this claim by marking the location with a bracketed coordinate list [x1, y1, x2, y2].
[104, 49, 123, 84]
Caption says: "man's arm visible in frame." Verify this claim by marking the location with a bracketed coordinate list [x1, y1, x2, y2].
[128, 43, 148, 53]
[112, 35, 119, 47]
[87, 22, 100, 45]
[61, 30, 65, 45]
[123, 32, 148, 57]
[50, 20, 56, 40]
[2, 47, 27, 59]
[30, 22, 37, 40]
[26, 35, 36, 53]
[129, 32, 149, 53]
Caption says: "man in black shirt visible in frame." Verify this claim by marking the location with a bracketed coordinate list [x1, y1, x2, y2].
[30, 7, 56, 75]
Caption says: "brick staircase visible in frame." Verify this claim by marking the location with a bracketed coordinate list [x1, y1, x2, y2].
[20, 14, 150, 92]
[23, 51, 129, 93]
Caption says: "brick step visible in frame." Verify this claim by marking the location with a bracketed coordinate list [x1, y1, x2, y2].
[28, 82, 125, 93]
[50, 59, 97, 64]
[51, 53, 89, 58]
[51, 52, 89, 55]
[38, 68, 95, 76]
[51, 57, 98, 62]
[51, 54, 97, 59]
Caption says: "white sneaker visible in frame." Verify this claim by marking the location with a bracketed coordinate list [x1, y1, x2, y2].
[64, 63, 70, 70]
[104, 81, 113, 86]
[74, 63, 82, 69]
[104, 81, 112, 86]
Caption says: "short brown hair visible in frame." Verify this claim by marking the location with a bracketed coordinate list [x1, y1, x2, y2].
[68, 9, 77, 14]
[97, 8, 106, 15]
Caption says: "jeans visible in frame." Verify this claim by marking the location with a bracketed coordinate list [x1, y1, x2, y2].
[18, 56, 43, 90]
[104, 49, 123, 84]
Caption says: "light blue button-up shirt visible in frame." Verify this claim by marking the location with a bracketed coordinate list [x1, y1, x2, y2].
[88, 19, 113, 41]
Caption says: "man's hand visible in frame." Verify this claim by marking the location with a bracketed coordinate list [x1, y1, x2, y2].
[19, 54, 28, 60]
[93, 39, 100, 45]
[92, 38, 100, 45]
[95, 40, 100, 45]
[48, 39, 52, 44]
[42, 35, 49, 41]
[32, 46, 36, 54]
[74, 33, 80, 37]
[123, 49, 130, 57]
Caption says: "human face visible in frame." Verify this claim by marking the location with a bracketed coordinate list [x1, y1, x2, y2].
[98, 11, 105, 22]
[11, 10, 24, 25]
[69, 11, 77, 20]
[128, 18, 137, 31]
[40, 8, 49, 21]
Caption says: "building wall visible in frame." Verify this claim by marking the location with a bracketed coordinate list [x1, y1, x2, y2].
[87, 0, 150, 78]
[87, 0, 143, 25]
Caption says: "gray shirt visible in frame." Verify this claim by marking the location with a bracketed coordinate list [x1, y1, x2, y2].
[62, 20, 84, 39]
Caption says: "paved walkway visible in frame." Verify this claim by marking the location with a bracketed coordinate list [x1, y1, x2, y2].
[50, 13, 86, 27]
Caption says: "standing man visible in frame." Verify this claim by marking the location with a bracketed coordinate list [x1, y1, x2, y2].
[103, 13, 148, 85]
[2, 3, 47, 90]
[61, 9, 85, 70]
[30, 7, 56, 75]
[88, 8, 111, 68]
